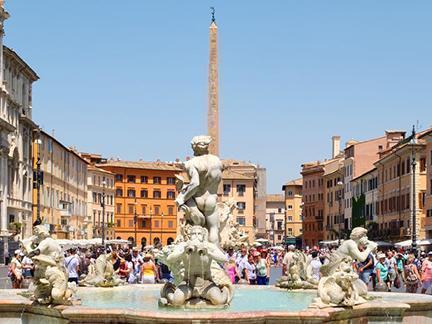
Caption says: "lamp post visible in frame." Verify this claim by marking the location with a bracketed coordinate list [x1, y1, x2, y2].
[33, 137, 43, 227]
[410, 126, 417, 256]
[134, 197, 137, 247]
[101, 179, 106, 248]
[337, 180, 344, 246]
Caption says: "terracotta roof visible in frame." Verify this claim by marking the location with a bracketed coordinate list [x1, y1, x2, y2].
[284, 178, 303, 186]
[97, 160, 182, 171]
[323, 158, 344, 176]
[222, 169, 254, 180]
[88, 165, 114, 175]
[222, 159, 256, 168]
[266, 194, 284, 202]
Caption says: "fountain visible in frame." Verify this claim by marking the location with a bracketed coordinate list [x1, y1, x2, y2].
[1, 139, 432, 322]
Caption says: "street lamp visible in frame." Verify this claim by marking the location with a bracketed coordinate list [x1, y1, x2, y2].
[336, 180, 344, 246]
[410, 126, 417, 256]
[134, 197, 137, 247]
[33, 137, 43, 227]
[101, 179, 106, 248]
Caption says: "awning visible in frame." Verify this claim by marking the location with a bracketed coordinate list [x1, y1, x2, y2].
[395, 239, 432, 248]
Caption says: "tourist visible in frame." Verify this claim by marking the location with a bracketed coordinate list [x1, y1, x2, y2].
[282, 245, 295, 276]
[225, 258, 241, 284]
[65, 248, 80, 284]
[309, 251, 322, 282]
[244, 255, 257, 285]
[118, 255, 133, 283]
[9, 250, 23, 289]
[404, 255, 420, 293]
[21, 254, 34, 279]
[131, 247, 143, 281]
[357, 250, 374, 285]
[225, 247, 235, 261]
[140, 254, 159, 284]
[255, 252, 269, 285]
[421, 251, 432, 294]
[385, 251, 398, 290]
[374, 253, 389, 291]
[236, 248, 248, 278]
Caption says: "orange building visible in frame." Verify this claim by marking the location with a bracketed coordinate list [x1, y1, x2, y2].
[98, 160, 181, 247]
[422, 129, 432, 238]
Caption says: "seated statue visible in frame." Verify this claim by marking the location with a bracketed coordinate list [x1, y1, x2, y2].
[276, 251, 317, 289]
[31, 254, 74, 305]
[313, 227, 377, 308]
[159, 226, 233, 307]
[81, 251, 124, 287]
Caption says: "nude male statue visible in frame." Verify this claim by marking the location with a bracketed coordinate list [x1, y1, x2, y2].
[176, 135, 222, 244]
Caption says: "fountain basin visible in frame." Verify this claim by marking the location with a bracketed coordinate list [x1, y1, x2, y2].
[1, 285, 432, 323]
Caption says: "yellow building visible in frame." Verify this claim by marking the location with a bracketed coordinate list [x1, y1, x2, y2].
[282, 178, 303, 246]
[322, 158, 344, 241]
[374, 128, 429, 241]
[32, 131, 88, 239]
[220, 167, 256, 243]
[419, 129, 432, 239]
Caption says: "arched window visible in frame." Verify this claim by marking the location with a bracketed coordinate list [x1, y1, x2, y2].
[141, 237, 147, 247]
[167, 237, 174, 245]
[128, 236, 134, 245]
[153, 237, 160, 246]
[116, 236, 121, 240]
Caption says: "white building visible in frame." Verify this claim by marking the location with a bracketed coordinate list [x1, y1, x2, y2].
[0, 3, 39, 260]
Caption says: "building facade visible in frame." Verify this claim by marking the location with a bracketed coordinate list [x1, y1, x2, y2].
[343, 131, 405, 231]
[32, 131, 88, 239]
[220, 167, 255, 243]
[98, 160, 180, 247]
[87, 165, 115, 240]
[0, 2, 39, 251]
[421, 130, 432, 239]
[374, 129, 428, 242]
[282, 178, 303, 246]
[322, 158, 344, 241]
[265, 194, 285, 245]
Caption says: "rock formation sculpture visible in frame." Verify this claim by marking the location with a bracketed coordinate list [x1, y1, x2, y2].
[81, 252, 124, 287]
[313, 227, 377, 308]
[158, 135, 234, 308]
[275, 251, 318, 289]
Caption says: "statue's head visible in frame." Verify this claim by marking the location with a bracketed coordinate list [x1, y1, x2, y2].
[188, 225, 208, 242]
[191, 135, 212, 156]
[349, 227, 368, 242]
[33, 225, 49, 238]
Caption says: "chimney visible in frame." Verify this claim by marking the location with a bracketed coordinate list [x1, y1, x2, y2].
[332, 136, 341, 158]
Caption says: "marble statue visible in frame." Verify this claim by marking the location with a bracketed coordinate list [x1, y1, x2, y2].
[313, 227, 377, 308]
[158, 136, 234, 308]
[20, 226, 74, 305]
[81, 252, 124, 287]
[31, 254, 74, 305]
[275, 251, 317, 290]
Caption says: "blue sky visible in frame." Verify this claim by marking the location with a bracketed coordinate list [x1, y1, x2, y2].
[5, 1, 432, 193]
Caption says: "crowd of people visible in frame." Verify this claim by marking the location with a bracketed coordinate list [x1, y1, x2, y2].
[7, 242, 432, 295]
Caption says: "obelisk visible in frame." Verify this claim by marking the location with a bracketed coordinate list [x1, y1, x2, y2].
[208, 7, 219, 156]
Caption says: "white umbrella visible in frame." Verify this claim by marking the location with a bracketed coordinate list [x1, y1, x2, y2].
[253, 242, 262, 247]
[255, 238, 269, 243]
[394, 239, 432, 248]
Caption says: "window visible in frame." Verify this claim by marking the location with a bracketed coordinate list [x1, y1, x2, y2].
[154, 220, 160, 228]
[141, 204, 147, 215]
[153, 190, 161, 199]
[153, 177, 161, 184]
[167, 191, 175, 199]
[92, 192, 97, 203]
[167, 177, 176, 185]
[115, 174, 123, 182]
[277, 221, 283, 230]
[223, 184, 231, 196]
[127, 175, 136, 183]
[127, 189, 136, 198]
[288, 216, 293, 221]
[115, 188, 123, 197]
[237, 217, 245, 225]
[168, 220, 174, 228]
[128, 220, 134, 227]
[237, 202, 246, 211]
[154, 205, 160, 215]
[140, 189, 148, 198]
[140, 219, 147, 228]
[236, 184, 246, 196]
[288, 228, 293, 235]
[420, 158, 426, 172]
[116, 203, 122, 214]
[287, 205, 293, 210]
[116, 219, 121, 227]
[287, 191, 293, 196]
[168, 205, 174, 215]
[128, 204, 134, 214]
[141, 176, 148, 183]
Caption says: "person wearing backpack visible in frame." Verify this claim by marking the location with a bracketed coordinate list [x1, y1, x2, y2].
[404, 255, 420, 293]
